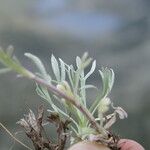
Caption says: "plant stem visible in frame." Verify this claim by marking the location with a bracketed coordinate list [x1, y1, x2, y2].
[0, 122, 33, 150]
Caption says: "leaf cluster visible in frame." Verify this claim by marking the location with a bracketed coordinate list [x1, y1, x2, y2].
[0, 47, 127, 145]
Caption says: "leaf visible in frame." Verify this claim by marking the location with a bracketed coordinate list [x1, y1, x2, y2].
[36, 83, 78, 126]
[6, 45, 14, 57]
[80, 84, 97, 90]
[99, 67, 115, 98]
[76, 56, 81, 69]
[66, 66, 74, 89]
[115, 107, 128, 119]
[13, 55, 21, 65]
[82, 58, 92, 69]
[0, 50, 32, 78]
[81, 52, 88, 61]
[59, 58, 66, 81]
[51, 54, 60, 81]
[0, 68, 12, 74]
[36, 84, 52, 104]
[104, 114, 116, 129]
[108, 68, 115, 93]
[90, 68, 115, 115]
[84, 60, 96, 80]
[80, 127, 96, 137]
[98, 97, 111, 113]
[70, 65, 75, 80]
[80, 72, 86, 106]
[36, 84, 62, 113]
[25, 53, 51, 82]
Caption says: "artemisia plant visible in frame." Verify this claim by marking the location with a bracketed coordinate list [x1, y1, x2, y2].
[0, 46, 127, 150]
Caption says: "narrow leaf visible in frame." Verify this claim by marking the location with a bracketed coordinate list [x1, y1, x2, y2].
[76, 56, 81, 69]
[115, 107, 128, 119]
[81, 52, 88, 61]
[66, 66, 74, 89]
[90, 68, 115, 115]
[80, 127, 96, 136]
[81, 58, 92, 70]
[99, 67, 115, 98]
[0, 50, 32, 78]
[0, 68, 12, 74]
[51, 54, 60, 81]
[6, 45, 14, 57]
[59, 58, 66, 81]
[108, 68, 115, 92]
[84, 60, 96, 80]
[104, 114, 116, 129]
[36, 84, 52, 104]
[25, 53, 51, 82]
[80, 84, 97, 90]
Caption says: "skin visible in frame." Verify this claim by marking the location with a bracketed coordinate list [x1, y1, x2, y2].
[68, 141, 110, 150]
[118, 139, 145, 150]
[68, 139, 145, 150]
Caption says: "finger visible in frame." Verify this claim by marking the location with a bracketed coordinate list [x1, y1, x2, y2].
[117, 139, 144, 150]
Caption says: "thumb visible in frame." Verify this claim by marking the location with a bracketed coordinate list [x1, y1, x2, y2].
[117, 139, 144, 150]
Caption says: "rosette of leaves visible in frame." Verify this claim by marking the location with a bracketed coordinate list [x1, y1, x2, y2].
[0, 46, 127, 149]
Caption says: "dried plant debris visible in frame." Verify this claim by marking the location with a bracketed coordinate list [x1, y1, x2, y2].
[17, 106, 70, 150]
[47, 113, 71, 150]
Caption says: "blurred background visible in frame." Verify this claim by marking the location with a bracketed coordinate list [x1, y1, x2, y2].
[0, 0, 150, 149]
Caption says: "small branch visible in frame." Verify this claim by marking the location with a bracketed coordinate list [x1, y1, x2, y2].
[0, 122, 33, 150]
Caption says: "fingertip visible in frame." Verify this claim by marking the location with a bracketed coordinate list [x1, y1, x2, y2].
[117, 139, 144, 150]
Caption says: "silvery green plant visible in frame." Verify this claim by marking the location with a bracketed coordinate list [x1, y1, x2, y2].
[0, 46, 127, 146]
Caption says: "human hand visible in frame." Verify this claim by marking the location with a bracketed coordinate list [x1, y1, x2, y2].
[118, 139, 144, 150]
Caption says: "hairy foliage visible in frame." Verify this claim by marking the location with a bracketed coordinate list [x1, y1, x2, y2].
[0, 47, 127, 147]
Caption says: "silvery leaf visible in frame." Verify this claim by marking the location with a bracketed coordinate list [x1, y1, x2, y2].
[51, 54, 60, 81]
[115, 107, 128, 119]
[99, 67, 114, 98]
[6, 45, 14, 57]
[84, 60, 96, 80]
[25, 53, 51, 82]
[76, 56, 81, 69]
[59, 58, 66, 81]
[0, 68, 11, 74]
[81, 52, 88, 61]
[80, 84, 97, 90]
